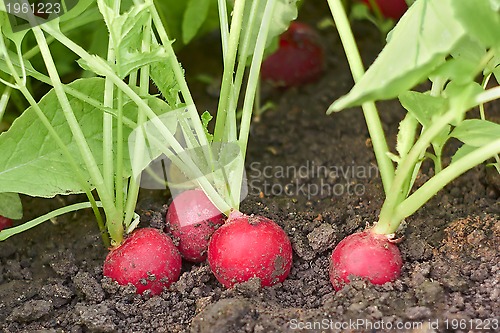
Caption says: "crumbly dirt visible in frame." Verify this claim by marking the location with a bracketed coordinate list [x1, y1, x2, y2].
[1, 4, 499, 333]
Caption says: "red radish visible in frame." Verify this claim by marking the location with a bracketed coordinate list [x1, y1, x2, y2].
[207, 211, 292, 288]
[166, 189, 225, 262]
[0, 216, 13, 231]
[361, 0, 408, 20]
[103, 228, 182, 295]
[261, 22, 325, 87]
[329, 230, 402, 291]
[0, 215, 13, 230]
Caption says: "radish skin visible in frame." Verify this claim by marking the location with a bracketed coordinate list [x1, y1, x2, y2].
[0, 216, 13, 231]
[208, 211, 293, 288]
[166, 189, 225, 262]
[329, 230, 402, 291]
[261, 22, 325, 87]
[361, 0, 408, 20]
[103, 228, 182, 295]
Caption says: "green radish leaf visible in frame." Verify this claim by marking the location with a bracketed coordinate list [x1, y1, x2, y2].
[115, 46, 169, 79]
[396, 113, 418, 160]
[150, 60, 182, 108]
[350, 2, 374, 22]
[450, 119, 500, 147]
[154, 0, 219, 49]
[0, 50, 48, 82]
[58, 0, 97, 24]
[451, 0, 500, 48]
[398, 91, 448, 127]
[430, 35, 487, 85]
[451, 144, 477, 163]
[182, 0, 211, 44]
[451, 37, 486, 65]
[432, 124, 451, 151]
[115, 5, 150, 55]
[432, 58, 480, 85]
[398, 91, 451, 150]
[494, 66, 500, 84]
[98, 0, 152, 76]
[84, 18, 110, 62]
[0, 192, 22, 219]
[329, 0, 466, 111]
[0, 78, 169, 198]
[485, 55, 500, 76]
[241, 0, 299, 58]
[385, 151, 400, 163]
[79, 47, 170, 80]
[487, 160, 500, 173]
[76, 55, 111, 76]
[0, 12, 29, 47]
[350, 2, 394, 37]
[443, 81, 484, 119]
[34, 7, 106, 79]
[201, 111, 213, 142]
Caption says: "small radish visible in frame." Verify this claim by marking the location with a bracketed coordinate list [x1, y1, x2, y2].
[0, 216, 13, 231]
[207, 211, 292, 288]
[329, 230, 402, 291]
[261, 22, 325, 87]
[166, 189, 225, 262]
[361, 0, 408, 20]
[103, 228, 182, 295]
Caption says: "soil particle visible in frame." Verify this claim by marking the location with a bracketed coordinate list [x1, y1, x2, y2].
[400, 236, 434, 261]
[3, 259, 32, 280]
[230, 278, 262, 297]
[430, 258, 468, 292]
[405, 306, 432, 320]
[486, 166, 500, 194]
[290, 233, 316, 260]
[73, 303, 117, 333]
[8, 299, 54, 323]
[307, 223, 337, 252]
[190, 298, 256, 333]
[415, 281, 444, 306]
[0, 280, 36, 321]
[40, 279, 74, 307]
[0, 241, 17, 258]
[43, 250, 79, 278]
[73, 271, 105, 303]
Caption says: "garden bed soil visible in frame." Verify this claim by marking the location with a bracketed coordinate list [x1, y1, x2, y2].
[1, 7, 499, 333]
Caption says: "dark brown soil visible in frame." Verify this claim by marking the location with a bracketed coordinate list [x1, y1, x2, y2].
[1, 5, 499, 333]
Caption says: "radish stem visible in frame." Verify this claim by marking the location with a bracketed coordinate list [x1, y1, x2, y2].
[326, 0, 394, 194]
[0, 202, 104, 241]
[392, 139, 500, 228]
[32, 26, 123, 244]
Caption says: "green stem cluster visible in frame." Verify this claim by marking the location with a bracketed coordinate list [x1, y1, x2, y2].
[328, 0, 500, 235]
[33, 26, 124, 244]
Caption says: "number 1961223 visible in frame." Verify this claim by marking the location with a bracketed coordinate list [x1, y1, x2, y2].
[5, 1, 62, 16]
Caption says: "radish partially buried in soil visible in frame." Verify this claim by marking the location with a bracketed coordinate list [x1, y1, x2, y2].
[207, 211, 293, 288]
[326, 0, 500, 293]
[261, 22, 325, 87]
[103, 228, 182, 295]
[329, 230, 402, 291]
[166, 189, 225, 262]
[0, 216, 12, 231]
